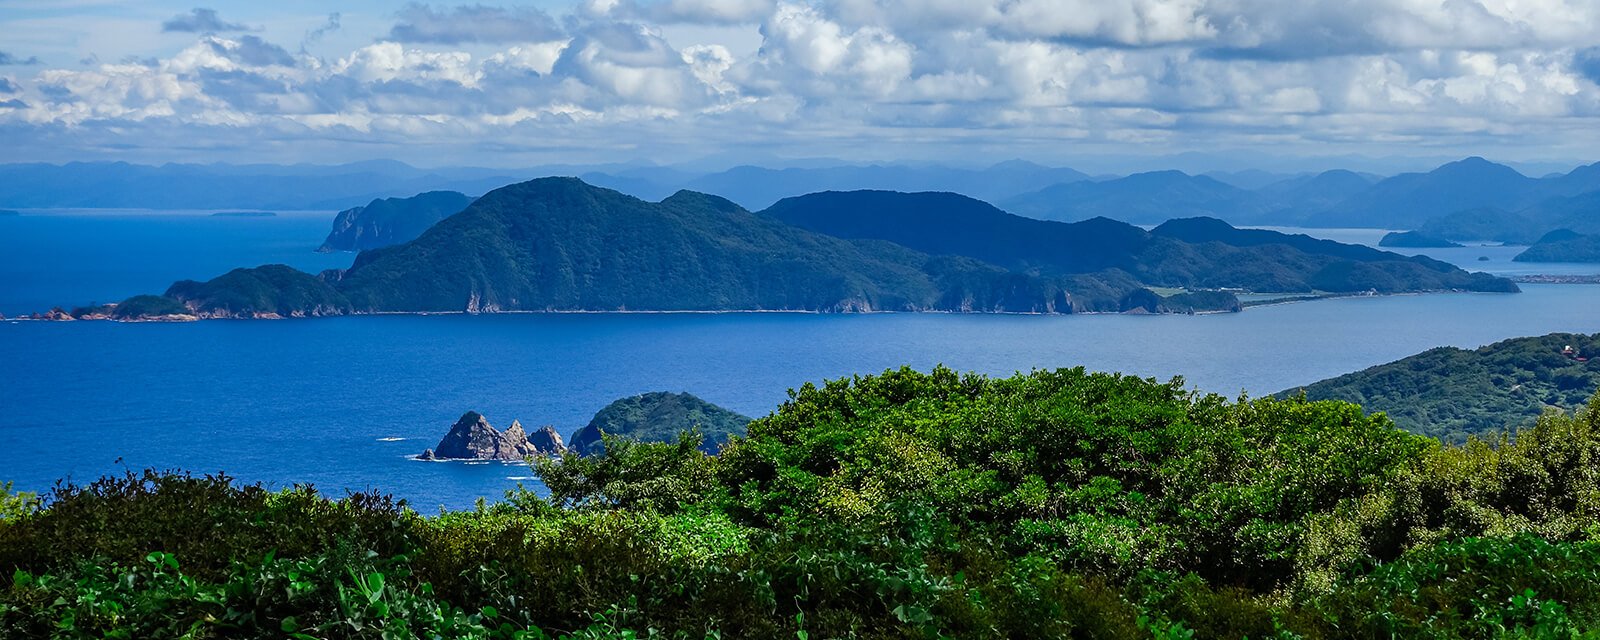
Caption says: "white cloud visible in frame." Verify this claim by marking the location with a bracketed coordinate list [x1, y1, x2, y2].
[3, 0, 1600, 164]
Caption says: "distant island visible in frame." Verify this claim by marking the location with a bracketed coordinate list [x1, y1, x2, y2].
[211, 211, 276, 217]
[570, 392, 752, 455]
[1513, 229, 1600, 263]
[417, 392, 749, 460]
[1378, 230, 1461, 248]
[37, 178, 1518, 321]
[1282, 332, 1600, 442]
[319, 191, 473, 252]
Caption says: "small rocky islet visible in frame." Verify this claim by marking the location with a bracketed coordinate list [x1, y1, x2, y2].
[417, 392, 752, 461]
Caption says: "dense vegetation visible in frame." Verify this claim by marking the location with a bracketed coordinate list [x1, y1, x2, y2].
[109, 295, 191, 319]
[1285, 332, 1600, 442]
[1514, 230, 1600, 263]
[8, 366, 1600, 638]
[164, 265, 352, 318]
[569, 392, 752, 456]
[320, 191, 474, 252]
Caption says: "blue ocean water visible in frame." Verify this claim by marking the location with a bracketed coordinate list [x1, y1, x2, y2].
[2, 212, 1599, 510]
[0, 210, 351, 317]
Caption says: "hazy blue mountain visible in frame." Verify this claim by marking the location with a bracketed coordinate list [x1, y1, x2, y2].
[1303, 158, 1541, 228]
[675, 161, 1092, 210]
[1518, 190, 1600, 235]
[766, 191, 1515, 295]
[1249, 170, 1379, 224]
[1201, 169, 1305, 190]
[1001, 170, 1257, 224]
[320, 191, 474, 252]
[1514, 229, 1600, 262]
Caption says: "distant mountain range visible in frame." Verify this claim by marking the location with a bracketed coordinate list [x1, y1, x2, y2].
[82, 178, 1514, 320]
[1513, 230, 1600, 263]
[5, 157, 1599, 235]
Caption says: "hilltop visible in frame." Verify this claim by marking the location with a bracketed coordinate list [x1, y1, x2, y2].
[1283, 332, 1600, 442]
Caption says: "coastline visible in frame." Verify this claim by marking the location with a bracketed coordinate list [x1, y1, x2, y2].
[6, 287, 1531, 323]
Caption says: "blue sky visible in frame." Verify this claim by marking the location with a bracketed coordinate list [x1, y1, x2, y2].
[2, 0, 1599, 171]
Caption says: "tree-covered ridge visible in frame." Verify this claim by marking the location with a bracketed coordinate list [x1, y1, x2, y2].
[766, 191, 1515, 294]
[164, 264, 352, 319]
[1283, 332, 1600, 442]
[569, 392, 752, 456]
[320, 190, 474, 252]
[101, 178, 1525, 319]
[332, 179, 1092, 313]
[1514, 229, 1600, 263]
[9, 367, 1600, 638]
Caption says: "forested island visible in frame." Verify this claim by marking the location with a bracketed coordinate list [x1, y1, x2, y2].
[1514, 229, 1600, 263]
[1285, 332, 1600, 442]
[5, 366, 1600, 637]
[39, 178, 1516, 321]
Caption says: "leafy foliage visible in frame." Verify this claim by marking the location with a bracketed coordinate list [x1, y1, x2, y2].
[8, 367, 1600, 638]
[1287, 332, 1600, 442]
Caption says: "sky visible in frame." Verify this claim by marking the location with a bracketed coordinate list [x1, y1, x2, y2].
[2, 0, 1599, 172]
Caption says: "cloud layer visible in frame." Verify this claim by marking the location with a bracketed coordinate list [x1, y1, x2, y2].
[4, 1, 1600, 165]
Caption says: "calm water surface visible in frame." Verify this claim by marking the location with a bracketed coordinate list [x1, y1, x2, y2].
[3, 214, 1599, 509]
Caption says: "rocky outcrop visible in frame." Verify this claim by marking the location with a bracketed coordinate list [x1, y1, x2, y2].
[528, 426, 565, 452]
[424, 412, 567, 460]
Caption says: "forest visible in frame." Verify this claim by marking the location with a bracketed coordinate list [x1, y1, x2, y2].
[5, 366, 1600, 638]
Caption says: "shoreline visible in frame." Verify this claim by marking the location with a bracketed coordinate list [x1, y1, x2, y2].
[6, 287, 1535, 323]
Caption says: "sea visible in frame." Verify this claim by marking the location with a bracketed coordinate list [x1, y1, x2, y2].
[3, 211, 1599, 511]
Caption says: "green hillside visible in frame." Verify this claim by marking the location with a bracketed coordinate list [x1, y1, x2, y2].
[1284, 332, 1600, 442]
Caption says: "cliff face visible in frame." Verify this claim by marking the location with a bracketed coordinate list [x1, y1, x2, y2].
[422, 412, 566, 461]
[319, 191, 473, 252]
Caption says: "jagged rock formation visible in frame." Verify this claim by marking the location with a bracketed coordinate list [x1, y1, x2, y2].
[528, 426, 565, 452]
[424, 412, 565, 460]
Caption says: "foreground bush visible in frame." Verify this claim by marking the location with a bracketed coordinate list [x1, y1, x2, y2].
[5, 367, 1600, 638]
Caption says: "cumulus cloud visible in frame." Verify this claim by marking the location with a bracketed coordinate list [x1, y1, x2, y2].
[0, 51, 43, 66]
[607, 0, 776, 24]
[4, 0, 1600, 164]
[162, 8, 251, 33]
[388, 3, 565, 44]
